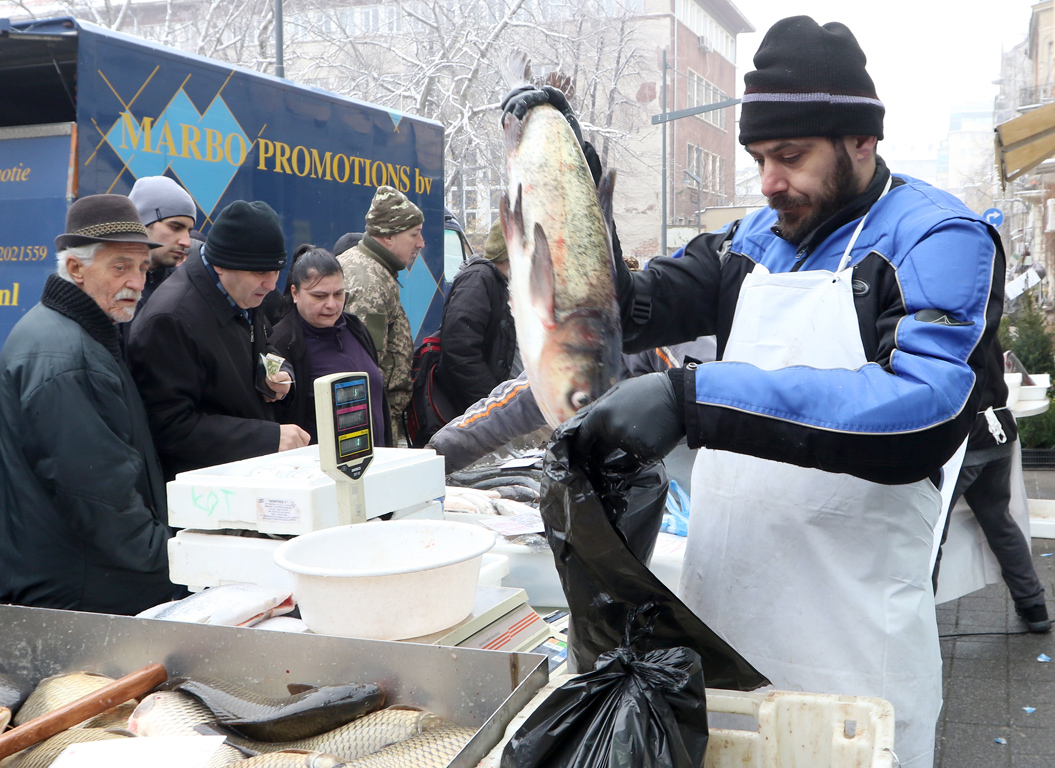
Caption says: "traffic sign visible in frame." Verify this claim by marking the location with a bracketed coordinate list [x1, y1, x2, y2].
[984, 208, 1005, 227]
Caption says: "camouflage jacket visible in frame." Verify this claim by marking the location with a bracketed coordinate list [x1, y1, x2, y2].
[338, 238, 412, 439]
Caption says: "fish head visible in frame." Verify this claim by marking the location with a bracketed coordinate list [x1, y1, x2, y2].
[126, 693, 160, 734]
[535, 310, 621, 428]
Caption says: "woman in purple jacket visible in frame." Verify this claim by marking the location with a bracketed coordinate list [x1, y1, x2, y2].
[272, 245, 391, 447]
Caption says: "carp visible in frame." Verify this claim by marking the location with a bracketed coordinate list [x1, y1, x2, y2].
[500, 53, 622, 429]
[12, 672, 136, 729]
[166, 676, 385, 742]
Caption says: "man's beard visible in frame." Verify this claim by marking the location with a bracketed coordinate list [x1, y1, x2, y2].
[769, 142, 859, 246]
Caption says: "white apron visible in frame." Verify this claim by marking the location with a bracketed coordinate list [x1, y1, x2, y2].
[682, 195, 943, 767]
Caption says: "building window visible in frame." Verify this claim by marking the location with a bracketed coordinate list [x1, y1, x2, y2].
[674, 0, 736, 62]
[686, 69, 727, 130]
[686, 143, 726, 197]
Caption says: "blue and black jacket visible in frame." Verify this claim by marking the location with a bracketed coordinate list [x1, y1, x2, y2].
[618, 158, 1006, 486]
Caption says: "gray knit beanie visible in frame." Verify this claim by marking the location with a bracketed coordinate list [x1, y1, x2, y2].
[128, 176, 197, 226]
[364, 186, 424, 237]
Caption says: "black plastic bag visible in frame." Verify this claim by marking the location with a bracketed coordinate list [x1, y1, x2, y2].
[502, 613, 708, 768]
[541, 412, 767, 689]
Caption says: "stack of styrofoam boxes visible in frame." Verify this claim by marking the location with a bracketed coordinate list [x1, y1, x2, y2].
[167, 445, 445, 590]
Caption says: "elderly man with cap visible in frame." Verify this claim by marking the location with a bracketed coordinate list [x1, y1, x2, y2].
[434, 219, 517, 419]
[504, 16, 1006, 767]
[0, 195, 174, 615]
[128, 200, 309, 481]
[127, 175, 196, 311]
[338, 185, 425, 441]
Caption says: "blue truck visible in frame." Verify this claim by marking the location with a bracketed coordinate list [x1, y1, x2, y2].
[0, 16, 448, 346]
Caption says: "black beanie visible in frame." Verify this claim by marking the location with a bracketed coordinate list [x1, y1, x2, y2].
[739, 16, 884, 146]
[205, 200, 287, 271]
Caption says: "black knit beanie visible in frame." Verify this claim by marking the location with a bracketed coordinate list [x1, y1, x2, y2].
[205, 200, 287, 271]
[739, 16, 884, 146]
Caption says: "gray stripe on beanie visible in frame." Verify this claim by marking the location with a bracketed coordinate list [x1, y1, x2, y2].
[741, 92, 885, 108]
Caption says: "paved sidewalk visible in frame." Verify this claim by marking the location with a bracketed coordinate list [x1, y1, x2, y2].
[934, 472, 1055, 768]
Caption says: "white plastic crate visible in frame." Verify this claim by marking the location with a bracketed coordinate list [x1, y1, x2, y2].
[167, 445, 445, 535]
[477, 680, 895, 768]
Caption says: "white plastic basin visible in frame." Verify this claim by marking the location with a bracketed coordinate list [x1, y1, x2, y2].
[274, 520, 496, 640]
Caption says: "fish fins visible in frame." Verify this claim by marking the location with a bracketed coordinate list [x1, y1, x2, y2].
[500, 49, 532, 90]
[598, 169, 618, 285]
[192, 722, 257, 755]
[530, 223, 557, 330]
[501, 185, 526, 252]
[286, 683, 317, 696]
[542, 71, 575, 101]
[598, 169, 616, 232]
[503, 111, 523, 154]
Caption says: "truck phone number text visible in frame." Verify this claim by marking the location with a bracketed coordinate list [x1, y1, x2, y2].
[0, 246, 48, 262]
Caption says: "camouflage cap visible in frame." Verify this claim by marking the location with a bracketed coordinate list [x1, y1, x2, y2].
[364, 186, 424, 237]
[483, 219, 508, 264]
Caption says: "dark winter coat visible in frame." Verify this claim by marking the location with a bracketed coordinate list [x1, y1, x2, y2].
[0, 275, 173, 615]
[128, 250, 282, 481]
[271, 310, 393, 447]
[435, 255, 516, 414]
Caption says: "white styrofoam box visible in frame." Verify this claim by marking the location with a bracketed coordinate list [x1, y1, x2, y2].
[167, 445, 445, 535]
[168, 508, 504, 593]
[168, 528, 293, 592]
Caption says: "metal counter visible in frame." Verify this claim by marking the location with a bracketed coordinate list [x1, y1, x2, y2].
[0, 605, 548, 767]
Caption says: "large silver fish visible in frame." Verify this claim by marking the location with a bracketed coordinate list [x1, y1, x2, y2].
[127, 691, 246, 765]
[500, 54, 622, 429]
[12, 672, 136, 729]
[137, 583, 295, 627]
[341, 724, 476, 768]
[225, 750, 347, 768]
[166, 676, 385, 742]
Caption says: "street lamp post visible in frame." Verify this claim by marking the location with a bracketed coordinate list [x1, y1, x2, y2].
[275, 0, 284, 78]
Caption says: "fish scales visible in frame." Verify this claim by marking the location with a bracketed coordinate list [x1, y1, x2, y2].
[223, 707, 441, 761]
[224, 750, 347, 768]
[0, 727, 130, 768]
[502, 95, 621, 428]
[12, 672, 136, 728]
[341, 724, 476, 768]
[127, 691, 246, 765]
[168, 676, 385, 742]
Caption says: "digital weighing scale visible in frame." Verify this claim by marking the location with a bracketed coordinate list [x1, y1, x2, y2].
[165, 373, 567, 670]
[314, 371, 375, 525]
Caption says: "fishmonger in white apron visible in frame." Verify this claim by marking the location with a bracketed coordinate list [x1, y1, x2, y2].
[681, 191, 944, 767]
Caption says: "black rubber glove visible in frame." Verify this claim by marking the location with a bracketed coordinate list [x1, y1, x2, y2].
[570, 371, 685, 476]
[501, 85, 584, 150]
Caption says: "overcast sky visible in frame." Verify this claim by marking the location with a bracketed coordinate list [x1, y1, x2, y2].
[730, 0, 1037, 166]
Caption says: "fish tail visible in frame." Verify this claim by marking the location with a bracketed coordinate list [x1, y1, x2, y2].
[500, 49, 532, 90]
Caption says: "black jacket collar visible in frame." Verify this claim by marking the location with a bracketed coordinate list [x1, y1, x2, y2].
[41, 273, 123, 360]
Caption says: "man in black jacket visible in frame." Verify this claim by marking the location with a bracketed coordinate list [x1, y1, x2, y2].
[128, 200, 309, 481]
[0, 195, 174, 615]
[436, 219, 518, 414]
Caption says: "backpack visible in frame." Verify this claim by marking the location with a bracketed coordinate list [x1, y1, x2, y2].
[403, 334, 456, 448]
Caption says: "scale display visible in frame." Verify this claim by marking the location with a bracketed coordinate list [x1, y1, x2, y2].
[315, 372, 374, 482]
